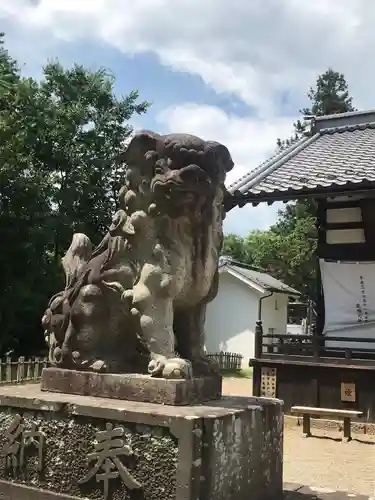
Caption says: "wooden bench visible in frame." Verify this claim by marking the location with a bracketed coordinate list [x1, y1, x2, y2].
[291, 406, 363, 442]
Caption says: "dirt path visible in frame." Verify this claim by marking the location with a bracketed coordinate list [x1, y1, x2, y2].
[223, 377, 375, 498]
[283, 425, 375, 497]
[222, 377, 252, 397]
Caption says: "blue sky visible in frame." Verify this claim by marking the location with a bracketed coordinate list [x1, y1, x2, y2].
[1, 1, 373, 235]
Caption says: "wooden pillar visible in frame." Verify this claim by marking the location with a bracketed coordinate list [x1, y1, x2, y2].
[252, 363, 261, 397]
[252, 322, 263, 397]
[254, 320, 263, 359]
[312, 332, 320, 359]
[302, 415, 312, 437]
[315, 200, 326, 336]
[343, 418, 352, 442]
[311, 378, 319, 407]
[360, 198, 375, 254]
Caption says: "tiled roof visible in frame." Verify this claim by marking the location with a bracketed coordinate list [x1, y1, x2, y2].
[220, 259, 299, 295]
[228, 109, 375, 201]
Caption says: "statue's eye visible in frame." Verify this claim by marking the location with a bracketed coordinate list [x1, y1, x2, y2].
[155, 166, 164, 175]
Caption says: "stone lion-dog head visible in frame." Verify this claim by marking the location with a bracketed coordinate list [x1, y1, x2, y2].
[117, 130, 233, 249]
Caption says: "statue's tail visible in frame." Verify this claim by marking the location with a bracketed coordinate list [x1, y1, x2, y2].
[62, 233, 92, 290]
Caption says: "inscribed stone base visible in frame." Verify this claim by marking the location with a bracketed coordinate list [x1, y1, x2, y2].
[0, 384, 283, 500]
[41, 367, 222, 406]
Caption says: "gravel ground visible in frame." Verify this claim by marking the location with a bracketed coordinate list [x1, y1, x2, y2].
[283, 425, 375, 497]
[223, 377, 375, 498]
[222, 376, 252, 397]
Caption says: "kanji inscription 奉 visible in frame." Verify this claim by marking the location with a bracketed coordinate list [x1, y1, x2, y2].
[79, 422, 142, 499]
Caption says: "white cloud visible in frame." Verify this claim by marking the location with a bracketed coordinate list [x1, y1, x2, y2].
[157, 104, 290, 234]
[1, 0, 374, 116]
[157, 104, 294, 186]
[1, 0, 374, 233]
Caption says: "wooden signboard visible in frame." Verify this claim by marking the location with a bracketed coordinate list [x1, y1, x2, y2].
[261, 367, 277, 398]
[341, 382, 356, 402]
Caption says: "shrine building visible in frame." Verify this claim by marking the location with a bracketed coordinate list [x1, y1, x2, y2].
[227, 109, 375, 422]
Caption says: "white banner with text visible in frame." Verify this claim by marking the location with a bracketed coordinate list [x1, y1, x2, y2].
[320, 259, 375, 350]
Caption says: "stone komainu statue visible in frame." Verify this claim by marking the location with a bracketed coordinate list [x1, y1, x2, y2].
[42, 131, 234, 379]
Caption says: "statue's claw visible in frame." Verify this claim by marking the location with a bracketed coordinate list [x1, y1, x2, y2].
[121, 289, 134, 302]
[52, 346, 62, 364]
[148, 356, 192, 379]
[148, 355, 167, 376]
[162, 358, 193, 379]
[89, 359, 108, 372]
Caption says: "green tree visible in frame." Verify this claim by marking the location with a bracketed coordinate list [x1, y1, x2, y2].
[223, 221, 315, 297]
[0, 32, 18, 95]
[36, 61, 149, 258]
[222, 234, 247, 262]
[277, 68, 356, 150]
[0, 36, 149, 355]
[302, 68, 355, 116]
[222, 231, 280, 272]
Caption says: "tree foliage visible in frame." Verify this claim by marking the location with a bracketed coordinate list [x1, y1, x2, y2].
[277, 68, 356, 150]
[224, 69, 356, 302]
[0, 35, 149, 355]
[223, 214, 316, 298]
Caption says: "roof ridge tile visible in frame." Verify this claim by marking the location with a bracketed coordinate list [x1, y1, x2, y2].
[320, 121, 375, 135]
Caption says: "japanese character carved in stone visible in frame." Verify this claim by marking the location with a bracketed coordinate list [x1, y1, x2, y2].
[3, 414, 45, 471]
[42, 131, 234, 379]
[78, 422, 141, 500]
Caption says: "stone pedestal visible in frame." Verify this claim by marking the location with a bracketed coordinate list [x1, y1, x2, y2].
[41, 367, 222, 405]
[0, 384, 283, 500]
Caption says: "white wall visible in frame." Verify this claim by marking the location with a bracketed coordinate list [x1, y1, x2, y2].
[204, 272, 259, 367]
[204, 272, 290, 367]
[287, 324, 303, 335]
[261, 293, 288, 352]
[261, 293, 288, 336]
[325, 204, 364, 244]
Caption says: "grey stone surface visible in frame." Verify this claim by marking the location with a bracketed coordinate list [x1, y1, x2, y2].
[41, 367, 222, 405]
[42, 131, 234, 381]
[0, 384, 283, 500]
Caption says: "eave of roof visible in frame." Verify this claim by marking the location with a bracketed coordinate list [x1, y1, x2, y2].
[221, 266, 266, 294]
[219, 262, 300, 296]
[227, 109, 375, 208]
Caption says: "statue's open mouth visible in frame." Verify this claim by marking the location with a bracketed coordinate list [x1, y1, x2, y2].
[151, 164, 211, 200]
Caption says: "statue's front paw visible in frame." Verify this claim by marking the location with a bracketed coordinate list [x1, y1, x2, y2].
[148, 355, 167, 376]
[162, 358, 193, 379]
[121, 289, 134, 303]
[52, 346, 62, 365]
